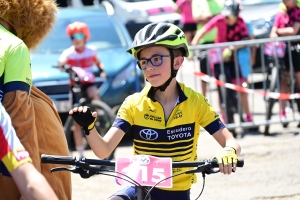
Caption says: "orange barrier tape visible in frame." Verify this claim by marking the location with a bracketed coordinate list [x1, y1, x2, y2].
[194, 72, 300, 100]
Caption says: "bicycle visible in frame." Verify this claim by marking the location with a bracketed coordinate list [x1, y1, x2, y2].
[54, 65, 115, 159]
[263, 41, 290, 135]
[41, 154, 244, 200]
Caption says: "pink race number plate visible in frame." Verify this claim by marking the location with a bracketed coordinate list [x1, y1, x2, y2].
[115, 155, 172, 188]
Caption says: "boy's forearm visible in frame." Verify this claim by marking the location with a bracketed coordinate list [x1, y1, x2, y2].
[226, 140, 241, 156]
[86, 128, 111, 159]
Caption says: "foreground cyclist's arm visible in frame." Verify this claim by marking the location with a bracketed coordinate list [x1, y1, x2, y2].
[0, 104, 58, 200]
[12, 163, 58, 200]
[70, 106, 125, 159]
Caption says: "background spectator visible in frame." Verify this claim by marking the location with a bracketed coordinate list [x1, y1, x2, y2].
[173, 0, 197, 46]
[192, 0, 225, 96]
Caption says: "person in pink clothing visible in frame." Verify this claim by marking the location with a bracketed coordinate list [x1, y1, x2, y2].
[270, 0, 300, 124]
[174, 0, 197, 45]
[192, 0, 254, 124]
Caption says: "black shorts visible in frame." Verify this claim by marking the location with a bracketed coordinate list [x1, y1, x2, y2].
[181, 23, 197, 32]
[198, 41, 215, 75]
[284, 45, 300, 73]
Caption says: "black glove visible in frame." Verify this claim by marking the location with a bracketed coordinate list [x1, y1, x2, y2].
[71, 107, 97, 135]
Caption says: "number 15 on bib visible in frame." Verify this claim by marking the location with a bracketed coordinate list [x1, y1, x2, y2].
[115, 155, 173, 188]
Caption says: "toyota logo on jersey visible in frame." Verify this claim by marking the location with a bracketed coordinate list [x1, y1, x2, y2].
[139, 129, 158, 140]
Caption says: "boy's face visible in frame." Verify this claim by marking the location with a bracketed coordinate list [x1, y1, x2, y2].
[71, 33, 86, 49]
[139, 46, 172, 87]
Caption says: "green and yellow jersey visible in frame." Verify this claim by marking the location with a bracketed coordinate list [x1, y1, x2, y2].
[0, 24, 32, 102]
[113, 82, 225, 191]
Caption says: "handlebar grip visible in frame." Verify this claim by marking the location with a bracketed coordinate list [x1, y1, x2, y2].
[41, 154, 76, 165]
[210, 158, 244, 168]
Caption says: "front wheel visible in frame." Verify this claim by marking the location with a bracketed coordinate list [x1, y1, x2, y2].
[64, 100, 116, 160]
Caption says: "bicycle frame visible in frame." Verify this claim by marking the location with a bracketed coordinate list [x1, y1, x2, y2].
[41, 154, 244, 200]
[54, 65, 103, 105]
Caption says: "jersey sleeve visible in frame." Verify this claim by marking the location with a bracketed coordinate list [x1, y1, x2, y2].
[198, 95, 225, 135]
[294, 8, 300, 22]
[4, 43, 31, 95]
[112, 95, 134, 133]
[203, 14, 221, 32]
[58, 49, 69, 64]
[0, 104, 31, 173]
[273, 13, 282, 28]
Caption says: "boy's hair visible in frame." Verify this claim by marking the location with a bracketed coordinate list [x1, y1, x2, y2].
[0, 0, 57, 50]
[173, 49, 183, 57]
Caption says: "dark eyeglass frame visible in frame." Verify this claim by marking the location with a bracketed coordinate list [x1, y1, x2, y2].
[137, 54, 171, 70]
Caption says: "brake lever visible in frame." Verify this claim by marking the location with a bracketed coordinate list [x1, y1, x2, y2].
[51, 166, 80, 173]
[204, 168, 219, 175]
[185, 162, 212, 174]
[50, 165, 97, 179]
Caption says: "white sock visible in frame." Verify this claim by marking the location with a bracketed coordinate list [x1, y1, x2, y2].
[76, 146, 85, 157]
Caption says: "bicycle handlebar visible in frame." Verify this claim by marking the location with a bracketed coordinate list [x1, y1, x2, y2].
[42, 154, 244, 200]
[41, 154, 244, 168]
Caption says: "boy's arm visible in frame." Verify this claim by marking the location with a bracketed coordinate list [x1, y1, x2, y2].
[212, 128, 241, 156]
[11, 162, 58, 200]
[70, 95, 134, 159]
[87, 127, 125, 159]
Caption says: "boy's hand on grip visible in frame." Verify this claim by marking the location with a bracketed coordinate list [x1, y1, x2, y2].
[214, 146, 238, 175]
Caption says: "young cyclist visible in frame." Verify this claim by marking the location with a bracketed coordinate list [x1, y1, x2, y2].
[68, 22, 241, 200]
[270, 0, 300, 125]
[0, 103, 58, 200]
[191, 0, 254, 123]
[56, 21, 105, 157]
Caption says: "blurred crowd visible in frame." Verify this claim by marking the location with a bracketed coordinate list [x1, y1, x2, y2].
[174, 0, 300, 124]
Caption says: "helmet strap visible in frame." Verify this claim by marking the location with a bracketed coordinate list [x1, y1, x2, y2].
[148, 49, 178, 101]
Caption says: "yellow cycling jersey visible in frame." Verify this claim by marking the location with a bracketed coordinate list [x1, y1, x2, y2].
[113, 82, 225, 191]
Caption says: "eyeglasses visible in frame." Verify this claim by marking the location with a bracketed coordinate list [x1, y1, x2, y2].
[70, 33, 85, 41]
[137, 55, 171, 70]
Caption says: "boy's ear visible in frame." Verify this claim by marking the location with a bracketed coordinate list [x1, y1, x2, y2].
[174, 56, 184, 70]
